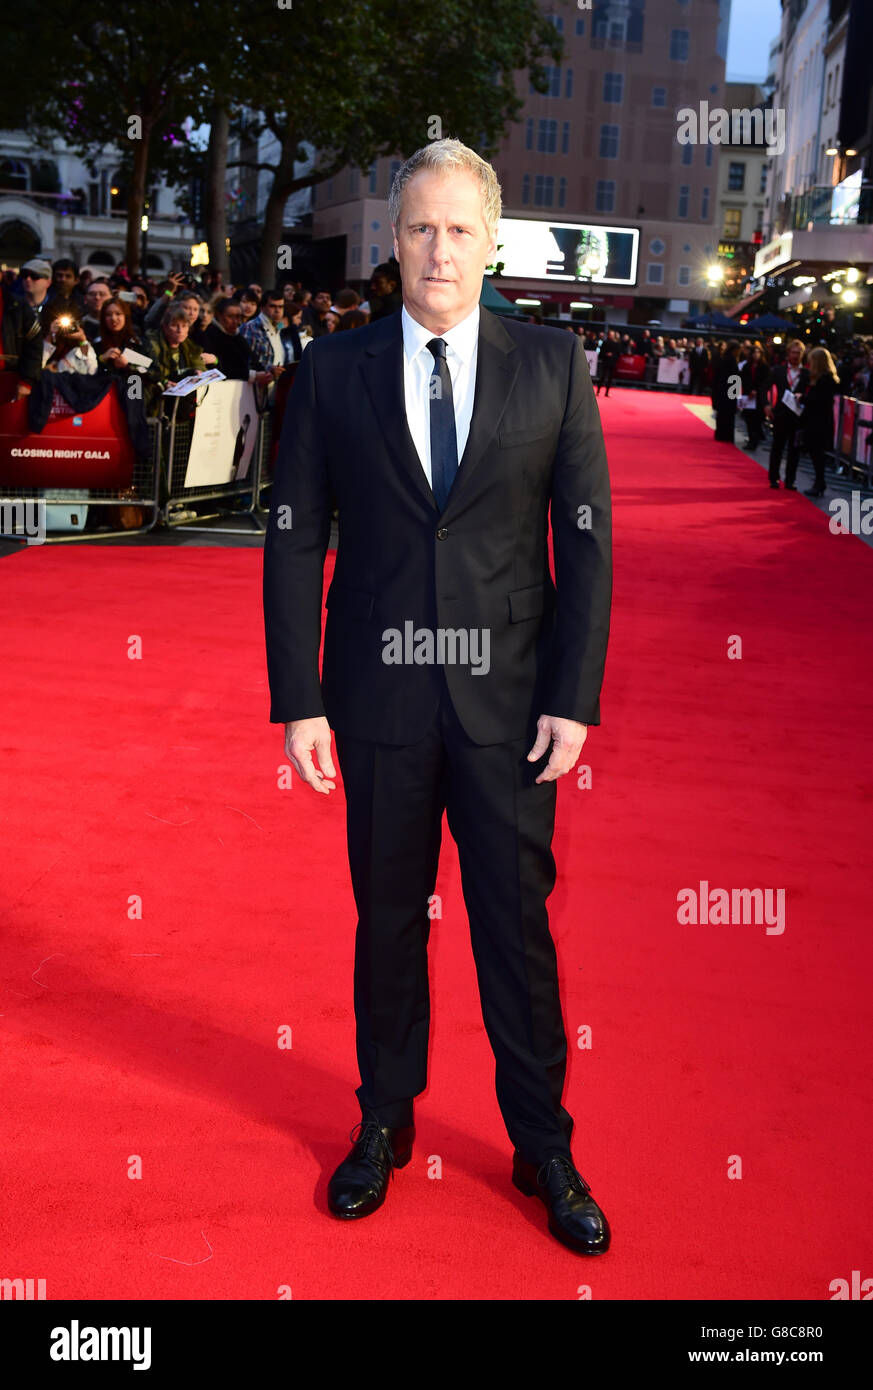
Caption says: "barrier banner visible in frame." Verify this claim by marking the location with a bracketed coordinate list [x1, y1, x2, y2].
[0, 374, 135, 489]
[854, 401, 872, 465]
[657, 358, 689, 386]
[614, 354, 647, 381]
[183, 380, 258, 487]
[840, 397, 855, 458]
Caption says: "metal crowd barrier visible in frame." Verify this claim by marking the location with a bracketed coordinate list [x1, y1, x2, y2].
[826, 395, 872, 489]
[0, 417, 161, 545]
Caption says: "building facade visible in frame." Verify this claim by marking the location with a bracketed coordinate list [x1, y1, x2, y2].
[312, 0, 735, 325]
[0, 131, 192, 276]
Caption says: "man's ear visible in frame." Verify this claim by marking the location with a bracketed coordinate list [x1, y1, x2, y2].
[391, 227, 399, 262]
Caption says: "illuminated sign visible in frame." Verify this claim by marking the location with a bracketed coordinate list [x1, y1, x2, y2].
[753, 232, 794, 278]
[493, 217, 639, 286]
[831, 171, 861, 225]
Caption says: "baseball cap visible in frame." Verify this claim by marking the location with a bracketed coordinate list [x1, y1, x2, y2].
[21, 258, 53, 278]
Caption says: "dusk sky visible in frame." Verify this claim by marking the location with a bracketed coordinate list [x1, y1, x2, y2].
[725, 0, 783, 83]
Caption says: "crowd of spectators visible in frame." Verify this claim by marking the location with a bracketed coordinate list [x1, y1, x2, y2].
[546, 322, 873, 496]
[1, 252, 870, 505]
[0, 253, 405, 417]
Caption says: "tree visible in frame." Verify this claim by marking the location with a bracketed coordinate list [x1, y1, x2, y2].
[224, 0, 563, 285]
[1, 1, 225, 275]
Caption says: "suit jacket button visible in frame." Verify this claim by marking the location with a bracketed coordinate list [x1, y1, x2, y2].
[436, 527, 448, 539]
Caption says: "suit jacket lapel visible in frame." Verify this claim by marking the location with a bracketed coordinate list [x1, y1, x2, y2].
[359, 305, 520, 516]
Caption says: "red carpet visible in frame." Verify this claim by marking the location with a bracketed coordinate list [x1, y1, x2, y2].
[1, 390, 871, 1300]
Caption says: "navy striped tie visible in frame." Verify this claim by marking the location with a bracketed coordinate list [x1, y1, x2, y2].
[426, 337, 458, 511]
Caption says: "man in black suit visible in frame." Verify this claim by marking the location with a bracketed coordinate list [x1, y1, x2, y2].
[688, 338, 709, 396]
[263, 139, 613, 1255]
[596, 329, 620, 396]
[765, 340, 810, 490]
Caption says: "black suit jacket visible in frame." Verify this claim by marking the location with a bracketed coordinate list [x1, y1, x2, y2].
[766, 363, 810, 413]
[263, 306, 612, 747]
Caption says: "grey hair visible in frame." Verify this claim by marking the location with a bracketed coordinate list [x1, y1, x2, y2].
[388, 138, 502, 237]
[163, 302, 191, 326]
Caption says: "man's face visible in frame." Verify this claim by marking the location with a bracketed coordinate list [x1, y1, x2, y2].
[787, 344, 803, 366]
[392, 169, 497, 334]
[219, 304, 243, 334]
[133, 288, 148, 309]
[22, 269, 50, 300]
[53, 266, 77, 293]
[312, 291, 331, 315]
[86, 282, 111, 314]
[264, 297, 285, 323]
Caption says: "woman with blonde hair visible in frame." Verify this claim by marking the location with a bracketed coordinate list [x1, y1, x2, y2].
[800, 347, 840, 496]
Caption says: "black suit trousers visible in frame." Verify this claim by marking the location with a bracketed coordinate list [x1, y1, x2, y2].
[769, 406, 801, 485]
[334, 673, 575, 1166]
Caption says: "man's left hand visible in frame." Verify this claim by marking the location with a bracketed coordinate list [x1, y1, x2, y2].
[527, 714, 588, 784]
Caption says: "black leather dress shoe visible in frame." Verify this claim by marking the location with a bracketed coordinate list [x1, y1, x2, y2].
[512, 1152, 611, 1255]
[327, 1118, 414, 1219]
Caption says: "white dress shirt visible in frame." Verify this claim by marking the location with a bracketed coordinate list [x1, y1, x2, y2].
[401, 302, 479, 488]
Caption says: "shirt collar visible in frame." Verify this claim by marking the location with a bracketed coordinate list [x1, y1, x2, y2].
[402, 301, 480, 368]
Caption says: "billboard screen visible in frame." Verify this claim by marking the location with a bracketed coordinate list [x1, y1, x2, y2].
[493, 217, 639, 286]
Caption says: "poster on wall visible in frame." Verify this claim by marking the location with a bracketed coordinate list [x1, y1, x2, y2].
[183, 380, 258, 488]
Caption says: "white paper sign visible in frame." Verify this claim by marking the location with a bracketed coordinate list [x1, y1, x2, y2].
[164, 368, 226, 397]
[183, 379, 258, 487]
[782, 388, 802, 416]
[656, 357, 689, 385]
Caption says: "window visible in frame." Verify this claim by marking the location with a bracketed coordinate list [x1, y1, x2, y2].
[723, 209, 742, 238]
[701, 186, 711, 219]
[525, 118, 533, 151]
[599, 124, 620, 159]
[678, 266, 691, 286]
[728, 162, 745, 191]
[649, 238, 665, 256]
[562, 121, 570, 155]
[351, 246, 361, 266]
[678, 184, 690, 218]
[575, 17, 585, 36]
[596, 179, 615, 213]
[681, 143, 693, 166]
[565, 67, 574, 98]
[534, 174, 554, 207]
[759, 164, 768, 194]
[670, 29, 690, 62]
[389, 161, 401, 182]
[603, 72, 624, 104]
[522, 173, 531, 206]
[610, 19, 627, 43]
[531, 65, 562, 97]
[368, 165, 378, 194]
[652, 87, 667, 107]
[548, 12, 563, 31]
[349, 169, 360, 194]
[558, 176, 567, 209]
[537, 119, 558, 154]
[705, 145, 713, 167]
[370, 245, 380, 266]
[647, 264, 664, 284]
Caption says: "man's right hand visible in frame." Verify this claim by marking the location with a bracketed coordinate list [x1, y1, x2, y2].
[284, 717, 337, 795]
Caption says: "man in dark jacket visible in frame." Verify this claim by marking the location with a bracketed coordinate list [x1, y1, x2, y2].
[764, 340, 810, 490]
[0, 282, 42, 398]
[198, 297, 273, 385]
